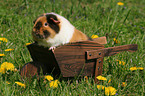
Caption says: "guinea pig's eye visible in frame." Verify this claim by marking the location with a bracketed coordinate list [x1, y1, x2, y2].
[44, 22, 48, 26]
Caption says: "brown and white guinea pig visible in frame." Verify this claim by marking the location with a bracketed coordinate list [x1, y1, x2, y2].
[32, 12, 91, 49]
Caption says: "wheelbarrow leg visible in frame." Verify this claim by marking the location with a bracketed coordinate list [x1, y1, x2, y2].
[94, 58, 104, 83]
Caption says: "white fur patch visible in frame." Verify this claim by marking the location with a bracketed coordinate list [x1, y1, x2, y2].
[37, 12, 74, 48]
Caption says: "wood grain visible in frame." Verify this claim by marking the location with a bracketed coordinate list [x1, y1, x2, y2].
[54, 41, 104, 77]
[86, 44, 138, 60]
[21, 37, 137, 79]
[26, 43, 61, 76]
[20, 62, 39, 78]
[94, 58, 104, 83]
[92, 36, 107, 44]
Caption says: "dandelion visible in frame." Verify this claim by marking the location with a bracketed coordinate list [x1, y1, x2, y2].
[15, 82, 26, 88]
[97, 85, 105, 90]
[0, 68, 6, 74]
[117, 60, 125, 65]
[26, 43, 31, 46]
[121, 82, 127, 87]
[96, 75, 107, 81]
[137, 67, 144, 70]
[49, 80, 60, 88]
[44, 75, 54, 81]
[0, 62, 15, 72]
[4, 49, 14, 52]
[113, 38, 120, 44]
[117, 2, 124, 6]
[130, 67, 137, 71]
[0, 54, 5, 57]
[0, 37, 8, 42]
[120, 61, 125, 65]
[6, 81, 10, 84]
[84, 76, 88, 79]
[105, 86, 117, 96]
[84, 76, 88, 83]
[14, 68, 18, 72]
[130, 67, 144, 71]
[91, 34, 99, 39]
[108, 79, 111, 83]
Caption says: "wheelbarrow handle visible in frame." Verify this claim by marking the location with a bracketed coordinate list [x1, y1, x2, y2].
[86, 44, 138, 60]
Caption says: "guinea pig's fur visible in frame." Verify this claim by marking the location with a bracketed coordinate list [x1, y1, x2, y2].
[32, 12, 91, 48]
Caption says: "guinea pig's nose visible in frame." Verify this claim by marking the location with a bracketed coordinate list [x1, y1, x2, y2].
[43, 30, 50, 37]
[32, 29, 39, 35]
[35, 32, 39, 35]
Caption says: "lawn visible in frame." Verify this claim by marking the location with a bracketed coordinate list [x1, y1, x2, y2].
[0, 0, 145, 95]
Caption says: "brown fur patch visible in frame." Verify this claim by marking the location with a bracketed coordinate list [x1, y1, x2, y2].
[69, 28, 89, 43]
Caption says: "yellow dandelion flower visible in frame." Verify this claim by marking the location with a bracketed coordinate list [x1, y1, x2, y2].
[117, 2, 124, 6]
[108, 79, 111, 83]
[91, 34, 99, 39]
[121, 82, 127, 87]
[0, 38, 8, 42]
[121, 61, 125, 65]
[130, 67, 137, 71]
[96, 75, 107, 81]
[84, 76, 88, 80]
[14, 68, 18, 72]
[26, 43, 31, 46]
[137, 67, 144, 70]
[97, 85, 105, 90]
[44, 75, 54, 81]
[0, 54, 5, 57]
[84, 76, 88, 83]
[117, 60, 125, 65]
[0, 67, 6, 74]
[15, 82, 26, 88]
[49, 80, 60, 88]
[6, 81, 10, 84]
[119, 60, 122, 64]
[113, 38, 120, 44]
[0, 42, 1, 44]
[105, 86, 117, 96]
[4, 49, 14, 52]
[0, 62, 15, 71]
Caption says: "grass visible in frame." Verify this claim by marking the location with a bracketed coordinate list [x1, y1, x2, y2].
[0, 0, 145, 95]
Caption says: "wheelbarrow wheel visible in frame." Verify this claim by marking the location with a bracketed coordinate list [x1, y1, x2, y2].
[20, 61, 42, 78]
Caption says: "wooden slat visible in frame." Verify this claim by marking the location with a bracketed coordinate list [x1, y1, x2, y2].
[54, 41, 104, 77]
[27, 43, 61, 76]
[86, 44, 138, 60]
[94, 58, 104, 83]
[92, 36, 107, 44]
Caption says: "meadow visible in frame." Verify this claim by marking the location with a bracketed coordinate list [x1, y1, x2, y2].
[0, 0, 145, 95]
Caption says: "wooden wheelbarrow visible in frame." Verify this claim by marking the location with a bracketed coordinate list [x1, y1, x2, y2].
[20, 37, 138, 82]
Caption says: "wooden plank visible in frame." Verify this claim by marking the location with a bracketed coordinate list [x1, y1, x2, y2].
[94, 58, 104, 83]
[54, 41, 104, 77]
[86, 44, 138, 60]
[27, 43, 61, 76]
[58, 61, 95, 77]
[92, 36, 107, 44]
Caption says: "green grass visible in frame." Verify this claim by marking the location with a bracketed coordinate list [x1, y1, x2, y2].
[0, 0, 145, 95]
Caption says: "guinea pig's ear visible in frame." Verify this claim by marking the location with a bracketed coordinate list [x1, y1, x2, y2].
[50, 18, 60, 24]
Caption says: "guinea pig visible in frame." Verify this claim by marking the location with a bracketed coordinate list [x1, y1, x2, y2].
[32, 12, 91, 49]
